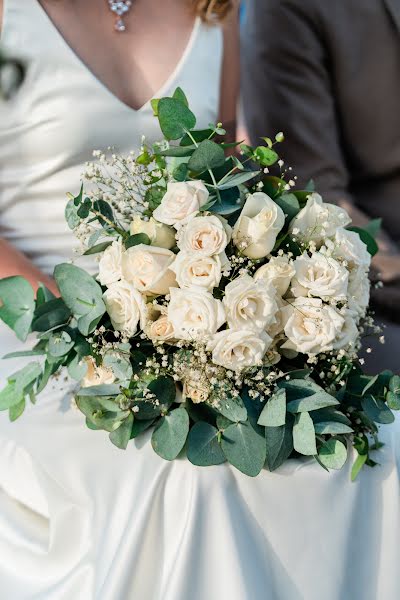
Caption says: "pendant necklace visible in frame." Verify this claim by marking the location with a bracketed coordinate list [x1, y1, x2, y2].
[107, 1, 133, 32]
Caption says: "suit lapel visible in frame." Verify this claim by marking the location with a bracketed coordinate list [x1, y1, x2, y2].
[384, 0, 400, 32]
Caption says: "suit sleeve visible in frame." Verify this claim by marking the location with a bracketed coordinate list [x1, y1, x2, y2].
[241, 0, 350, 200]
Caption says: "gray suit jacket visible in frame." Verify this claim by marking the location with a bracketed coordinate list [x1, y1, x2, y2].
[242, 0, 400, 243]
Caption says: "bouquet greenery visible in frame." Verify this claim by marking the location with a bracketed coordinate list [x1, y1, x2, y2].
[0, 89, 398, 478]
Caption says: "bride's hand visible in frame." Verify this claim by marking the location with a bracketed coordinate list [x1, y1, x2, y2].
[0, 238, 59, 297]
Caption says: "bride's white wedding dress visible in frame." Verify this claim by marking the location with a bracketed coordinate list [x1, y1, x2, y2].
[0, 2, 399, 599]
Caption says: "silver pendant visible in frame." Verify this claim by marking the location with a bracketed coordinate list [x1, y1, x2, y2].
[107, 1, 133, 32]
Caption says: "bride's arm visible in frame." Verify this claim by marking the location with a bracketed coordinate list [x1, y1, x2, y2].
[0, 239, 58, 295]
[218, 1, 240, 142]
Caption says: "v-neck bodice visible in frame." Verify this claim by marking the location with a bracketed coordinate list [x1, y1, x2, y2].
[0, 0, 223, 275]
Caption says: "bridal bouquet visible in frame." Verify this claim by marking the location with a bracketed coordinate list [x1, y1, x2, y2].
[0, 89, 398, 478]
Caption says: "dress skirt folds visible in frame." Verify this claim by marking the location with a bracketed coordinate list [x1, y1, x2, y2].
[1, 325, 400, 600]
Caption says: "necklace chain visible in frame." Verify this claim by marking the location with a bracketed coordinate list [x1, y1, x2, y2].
[107, 1, 133, 33]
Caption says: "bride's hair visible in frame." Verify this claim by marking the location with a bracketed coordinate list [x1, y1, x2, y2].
[192, 0, 233, 22]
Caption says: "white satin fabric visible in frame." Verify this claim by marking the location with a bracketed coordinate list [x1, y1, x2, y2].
[1, 2, 400, 599]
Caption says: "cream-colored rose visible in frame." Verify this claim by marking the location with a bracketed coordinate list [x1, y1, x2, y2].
[333, 311, 359, 351]
[266, 296, 286, 338]
[208, 328, 272, 372]
[289, 193, 351, 244]
[81, 356, 116, 388]
[121, 244, 177, 295]
[281, 297, 344, 354]
[291, 252, 349, 300]
[147, 315, 176, 342]
[98, 239, 123, 287]
[223, 274, 278, 333]
[177, 214, 231, 256]
[182, 370, 210, 404]
[130, 216, 176, 250]
[167, 287, 225, 341]
[254, 256, 295, 296]
[232, 192, 285, 259]
[171, 252, 223, 290]
[103, 280, 147, 336]
[347, 266, 370, 317]
[153, 181, 209, 226]
[331, 228, 371, 269]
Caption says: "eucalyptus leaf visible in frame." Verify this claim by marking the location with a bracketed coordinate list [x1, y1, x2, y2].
[216, 393, 247, 423]
[83, 241, 113, 255]
[258, 388, 286, 427]
[265, 421, 294, 471]
[48, 330, 75, 357]
[8, 362, 42, 395]
[188, 139, 225, 173]
[221, 421, 266, 477]
[0, 276, 35, 341]
[351, 452, 368, 481]
[187, 422, 226, 466]
[314, 421, 353, 435]
[217, 170, 259, 190]
[130, 418, 155, 439]
[0, 383, 24, 410]
[93, 199, 114, 227]
[180, 128, 213, 146]
[151, 407, 189, 461]
[318, 439, 348, 470]
[148, 376, 176, 406]
[172, 87, 188, 106]
[77, 384, 120, 397]
[54, 263, 105, 317]
[293, 412, 317, 456]
[32, 298, 71, 332]
[158, 97, 196, 140]
[125, 234, 151, 249]
[274, 193, 300, 222]
[67, 353, 88, 381]
[109, 413, 134, 450]
[361, 395, 395, 424]
[281, 379, 339, 413]
[254, 146, 279, 166]
[9, 398, 25, 422]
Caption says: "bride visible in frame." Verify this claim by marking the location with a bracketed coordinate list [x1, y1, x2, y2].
[0, 2, 399, 600]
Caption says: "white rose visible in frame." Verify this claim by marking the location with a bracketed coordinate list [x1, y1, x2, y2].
[348, 266, 370, 317]
[130, 216, 176, 250]
[177, 214, 231, 256]
[267, 296, 286, 338]
[223, 274, 278, 333]
[121, 244, 177, 295]
[233, 192, 285, 259]
[171, 252, 223, 291]
[291, 252, 349, 300]
[153, 181, 209, 226]
[103, 280, 147, 336]
[289, 193, 351, 244]
[208, 329, 272, 372]
[98, 239, 123, 287]
[281, 297, 344, 354]
[183, 370, 210, 404]
[254, 256, 295, 296]
[333, 311, 359, 351]
[147, 315, 176, 342]
[81, 357, 116, 388]
[167, 287, 225, 341]
[331, 228, 371, 269]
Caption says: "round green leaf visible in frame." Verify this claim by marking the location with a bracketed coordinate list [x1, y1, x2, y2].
[258, 388, 286, 427]
[361, 394, 395, 424]
[293, 412, 317, 456]
[265, 422, 294, 471]
[216, 393, 247, 423]
[158, 97, 196, 140]
[188, 139, 225, 173]
[221, 421, 266, 477]
[109, 413, 134, 449]
[151, 407, 189, 461]
[254, 146, 279, 166]
[187, 422, 226, 466]
[48, 330, 75, 357]
[0, 276, 35, 341]
[318, 439, 348, 470]
[313, 421, 353, 435]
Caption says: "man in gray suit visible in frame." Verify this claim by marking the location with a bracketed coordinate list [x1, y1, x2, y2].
[242, 0, 400, 371]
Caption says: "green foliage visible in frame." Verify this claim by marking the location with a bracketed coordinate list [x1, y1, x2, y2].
[253, 146, 279, 167]
[109, 413, 134, 450]
[188, 139, 225, 173]
[221, 421, 266, 477]
[274, 194, 300, 223]
[157, 97, 196, 140]
[32, 298, 71, 332]
[293, 412, 317, 456]
[83, 241, 113, 255]
[216, 393, 247, 423]
[361, 395, 394, 424]
[318, 440, 348, 470]
[279, 379, 339, 413]
[347, 226, 379, 256]
[257, 388, 286, 427]
[151, 407, 189, 460]
[125, 234, 151, 249]
[187, 422, 226, 466]
[54, 263, 106, 336]
[265, 421, 294, 471]
[0, 276, 35, 341]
